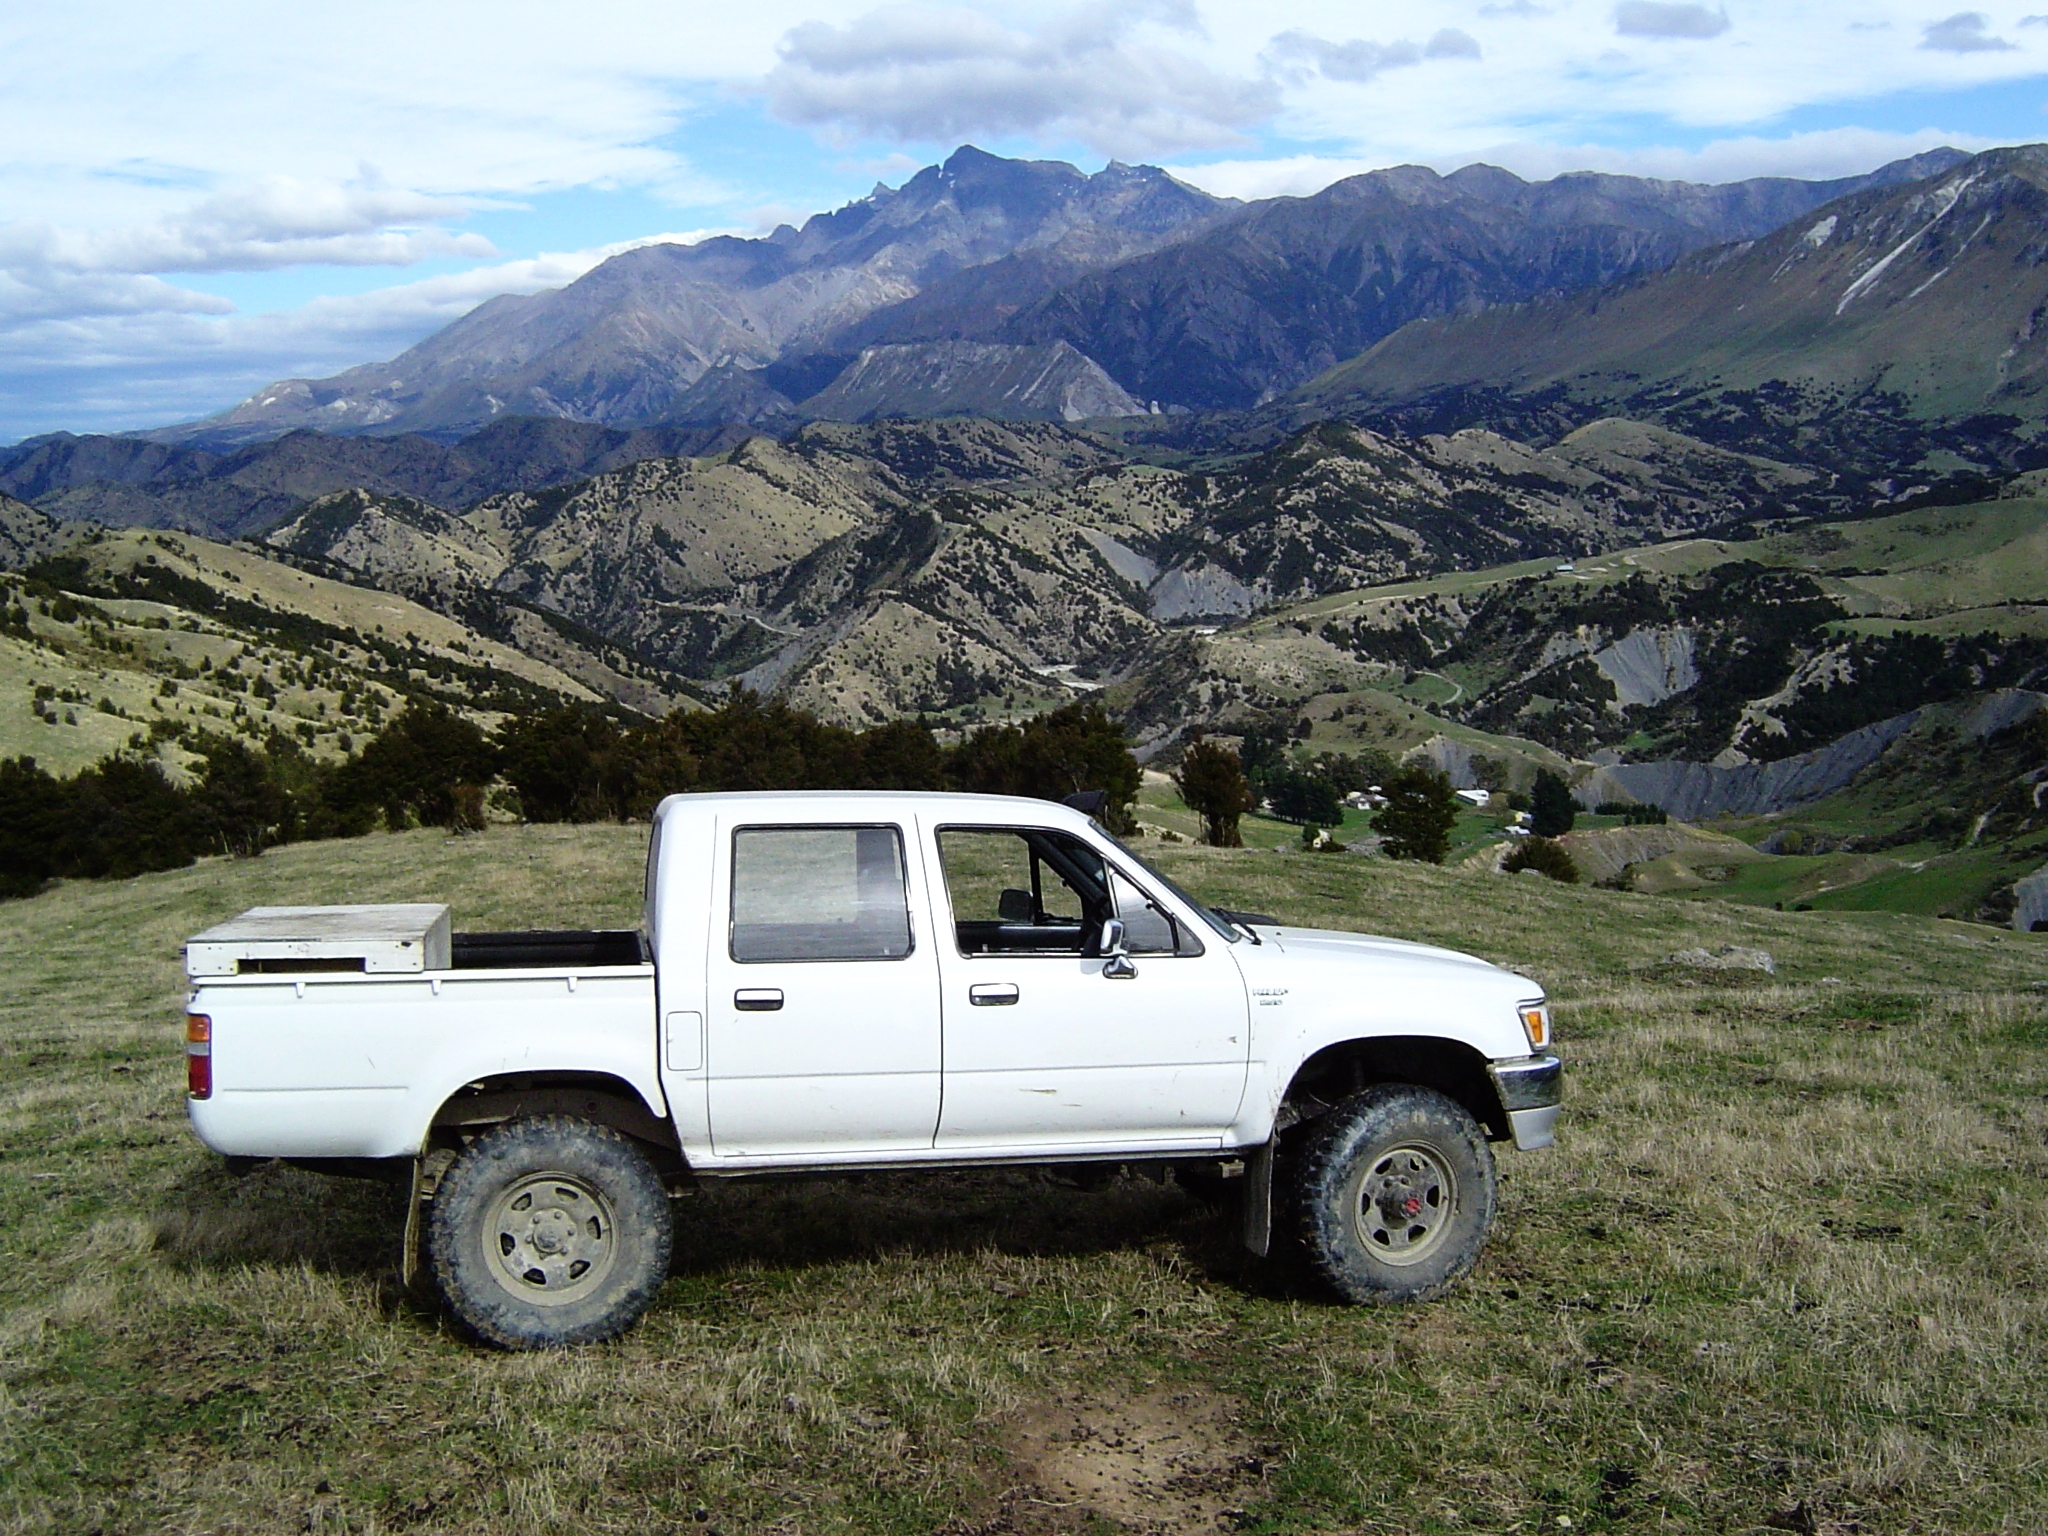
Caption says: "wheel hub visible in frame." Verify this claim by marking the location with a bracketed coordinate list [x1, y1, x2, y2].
[483, 1172, 619, 1306]
[1355, 1143, 1457, 1267]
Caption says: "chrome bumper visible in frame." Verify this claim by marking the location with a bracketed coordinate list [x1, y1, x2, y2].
[1489, 1054, 1563, 1150]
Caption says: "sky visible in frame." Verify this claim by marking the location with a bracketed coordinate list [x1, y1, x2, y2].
[7, 1, 2048, 443]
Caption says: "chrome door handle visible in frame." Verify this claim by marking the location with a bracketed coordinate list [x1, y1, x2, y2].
[968, 982, 1020, 1006]
[734, 988, 784, 1011]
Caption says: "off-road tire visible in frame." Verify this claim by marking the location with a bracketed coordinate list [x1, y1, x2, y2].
[1292, 1085, 1496, 1304]
[428, 1115, 672, 1348]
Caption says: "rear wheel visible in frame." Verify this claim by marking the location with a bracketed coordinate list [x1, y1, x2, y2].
[1292, 1085, 1496, 1303]
[428, 1116, 672, 1348]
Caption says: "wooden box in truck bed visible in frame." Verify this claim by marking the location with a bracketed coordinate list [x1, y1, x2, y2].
[185, 905, 453, 977]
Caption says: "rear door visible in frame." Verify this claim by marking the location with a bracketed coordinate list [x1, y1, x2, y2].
[703, 819, 941, 1159]
[927, 824, 1250, 1151]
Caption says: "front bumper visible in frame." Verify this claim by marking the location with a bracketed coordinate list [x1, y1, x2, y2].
[1489, 1053, 1563, 1150]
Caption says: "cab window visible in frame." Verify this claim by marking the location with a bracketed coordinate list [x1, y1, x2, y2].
[935, 827, 1198, 957]
[730, 825, 913, 962]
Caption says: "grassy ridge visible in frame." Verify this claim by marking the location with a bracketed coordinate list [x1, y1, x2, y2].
[4, 825, 2046, 1533]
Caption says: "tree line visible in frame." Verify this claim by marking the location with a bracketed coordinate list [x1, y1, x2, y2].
[0, 692, 1140, 900]
[1171, 731, 1464, 863]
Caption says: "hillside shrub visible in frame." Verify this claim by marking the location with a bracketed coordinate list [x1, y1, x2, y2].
[945, 700, 1140, 832]
[0, 688, 1144, 899]
[1503, 836, 1579, 883]
[1594, 800, 1668, 824]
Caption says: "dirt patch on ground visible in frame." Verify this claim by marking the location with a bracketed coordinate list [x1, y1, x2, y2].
[1001, 1383, 1271, 1533]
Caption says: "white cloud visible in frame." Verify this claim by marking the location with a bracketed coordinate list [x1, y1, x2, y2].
[1267, 28, 1481, 85]
[1613, 3, 1731, 40]
[1920, 11, 2016, 51]
[762, 1, 1279, 156]
[0, 228, 731, 441]
[0, 173, 504, 338]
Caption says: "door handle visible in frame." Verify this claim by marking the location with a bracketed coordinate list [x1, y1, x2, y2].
[733, 988, 784, 1012]
[969, 982, 1020, 1006]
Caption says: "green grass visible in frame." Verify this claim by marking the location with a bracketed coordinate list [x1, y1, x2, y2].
[5, 823, 2048, 1533]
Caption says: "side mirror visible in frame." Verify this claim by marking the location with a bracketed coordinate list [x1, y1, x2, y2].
[1099, 918, 1136, 979]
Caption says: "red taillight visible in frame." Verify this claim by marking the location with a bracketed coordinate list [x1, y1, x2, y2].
[185, 1014, 212, 1099]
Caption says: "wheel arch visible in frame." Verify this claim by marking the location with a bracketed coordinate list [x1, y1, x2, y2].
[429, 1071, 686, 1166]
[1281, 1036, 1509, 1142]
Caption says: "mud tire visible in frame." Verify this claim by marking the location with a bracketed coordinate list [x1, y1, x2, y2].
[1292, 1085, 1496, 1304]
[428, 1115, 671, 1348]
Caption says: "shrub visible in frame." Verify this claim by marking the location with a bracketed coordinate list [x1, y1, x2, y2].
[1503, 836, 1580, 883]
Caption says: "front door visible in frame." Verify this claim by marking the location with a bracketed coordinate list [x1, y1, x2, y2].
[926, 824, 1250, 1151]
[704, 820, 941, 1160]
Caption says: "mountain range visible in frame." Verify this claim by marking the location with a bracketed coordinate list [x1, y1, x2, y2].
[139, 143, 1968, 446]
[1302, 144, 2048, 474]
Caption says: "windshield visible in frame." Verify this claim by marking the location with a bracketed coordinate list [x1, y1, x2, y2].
[1100, 832, 1242, 943]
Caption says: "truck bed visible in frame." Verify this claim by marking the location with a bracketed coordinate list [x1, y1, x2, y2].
[451, 930, 647, 970]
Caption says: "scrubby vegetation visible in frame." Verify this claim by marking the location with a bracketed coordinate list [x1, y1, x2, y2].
[0, 693, 1143, 899]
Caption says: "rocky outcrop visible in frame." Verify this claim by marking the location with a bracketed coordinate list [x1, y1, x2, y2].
[1592, 626, 1699, 707]
[1149, 563, 1259, 622]
[2012, 863, 2048, 932]
[1575, 711, 1922, 819]
[801, 341, 1143, 424]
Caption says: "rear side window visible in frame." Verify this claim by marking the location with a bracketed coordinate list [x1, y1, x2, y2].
[730, 826, 913, 963]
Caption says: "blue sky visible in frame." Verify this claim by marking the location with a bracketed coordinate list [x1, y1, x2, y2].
[6, 0, 2048, 442]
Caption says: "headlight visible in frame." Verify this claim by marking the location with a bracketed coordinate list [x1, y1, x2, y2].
[1517, 1001, 1551, 1051]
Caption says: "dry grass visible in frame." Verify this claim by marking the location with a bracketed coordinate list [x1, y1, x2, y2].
[3, 824, 2046, 1533]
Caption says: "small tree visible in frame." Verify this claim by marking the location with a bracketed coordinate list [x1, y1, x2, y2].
[1373, 764, 1459, 863]
[327, 700, 497, 830]
[1530, 769, 1577, 838]
[1174, 736, 1256, 847]
[1502, 836, 1579, 883]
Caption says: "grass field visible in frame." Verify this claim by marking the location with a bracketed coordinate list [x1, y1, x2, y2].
[5, 823, 2048, 1534]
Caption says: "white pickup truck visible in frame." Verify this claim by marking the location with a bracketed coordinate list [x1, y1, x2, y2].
[183, 790, 1561, 1348]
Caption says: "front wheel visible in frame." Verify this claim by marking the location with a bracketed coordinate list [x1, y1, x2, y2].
[1292, 1085, 1497, 1303]
[428, 1115, 672, 1348]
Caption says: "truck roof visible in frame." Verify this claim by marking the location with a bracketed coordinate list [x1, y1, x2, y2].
[651, 790, 1103, 833]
